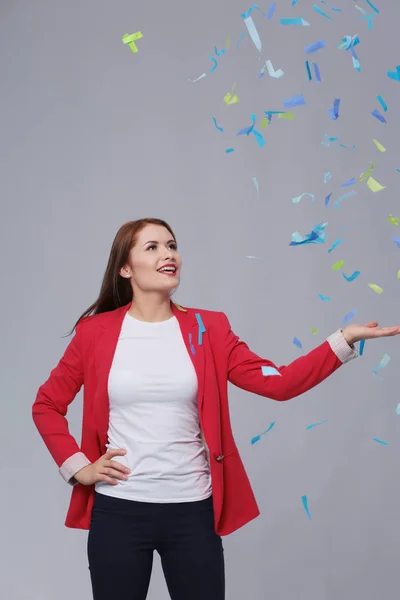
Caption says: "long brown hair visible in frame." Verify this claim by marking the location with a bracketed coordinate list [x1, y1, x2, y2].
[64, 218, 177, 338]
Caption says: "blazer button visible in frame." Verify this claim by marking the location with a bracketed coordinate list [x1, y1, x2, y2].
[216, 455, 224, 462]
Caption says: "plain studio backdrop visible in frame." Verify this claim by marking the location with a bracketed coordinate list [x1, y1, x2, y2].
[1, 1, 399, 599]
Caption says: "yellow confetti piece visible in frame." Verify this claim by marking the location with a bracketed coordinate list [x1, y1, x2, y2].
[368, 283, 383, 294]
[311, 328, 319, 334]
[397, 270, 400, 280]
[278, 112, 295, 120]
[358, 161, 374, 182]
[372, 139, 386, 152]
[367, 176, 386, 192]
[122, 31, 143, 54]
[226, 35, 231, 49]
[224, 82, 239, 104]
[388, 214, 399, 226]
[260, 117, 269, 128]
[332, 260, 345, 271]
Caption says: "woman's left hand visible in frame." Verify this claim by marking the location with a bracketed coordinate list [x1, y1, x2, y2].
[342, 322, 400, 346]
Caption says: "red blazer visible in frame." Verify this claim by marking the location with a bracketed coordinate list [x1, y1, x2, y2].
[32, 300, 356, 536]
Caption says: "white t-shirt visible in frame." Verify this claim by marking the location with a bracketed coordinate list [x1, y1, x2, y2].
[95, 312, 212, 503]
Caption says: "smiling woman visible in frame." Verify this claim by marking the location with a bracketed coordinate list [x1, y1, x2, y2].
[32, 217, 400, 600]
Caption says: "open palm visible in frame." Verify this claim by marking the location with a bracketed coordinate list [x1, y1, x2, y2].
[343, 322, 400, 345]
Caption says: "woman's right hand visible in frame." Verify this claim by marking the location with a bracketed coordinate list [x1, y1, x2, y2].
[73, 448, 131, 486]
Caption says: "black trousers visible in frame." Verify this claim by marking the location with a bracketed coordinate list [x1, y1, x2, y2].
[87, 491, 225, 600]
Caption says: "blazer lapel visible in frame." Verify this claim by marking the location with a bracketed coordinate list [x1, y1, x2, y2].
[93, 300, 206, 453]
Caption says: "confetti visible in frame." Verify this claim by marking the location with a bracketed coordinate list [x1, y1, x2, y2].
[377, 95, 387, 112]
[313, 4, 333, 19]
[313, 62, 322, 81]
[372, 353, 391, 377]
[209, 56, 218, 72]
[328, 238, 342, 253]
[396, 403, 400, 416]
[318, 294, 331, 301]
[305, 60, 312, 80]
[252, 177, 259, 198]
[289, 222, 328, 246]
[332, 260, 344, 271]
[224, 83, 240, 104]
[373, 438, 389, 446]
[188, 72, 207, 83]
[251, 421, 276, 445]
[343, 309, 357, 324]
[293, 337, 303, 349]
[324, 172, 332, 183]
[321, 133, 339, 146]
[387, 64, 400, 82]
[189, 332, 196, 355]
[212, 117, 223, 132]
[388, 215, 399, 226]
[305, 420, 328, 430]
[225, 148, 235, 153]
[278, 112, 295, 120]
[341, 177, 356, 187]
[292, 192, 315, 204]
[280, 17, 310, 26]
[122, 31, 143, 54]
[267, 3, 277, 19]
[262, 59, 284, 78]
[328, 98, 341, 120]
[301, 495, 311, 519]
[261, 366, 281, 376]
[195, 313, 206, 346]
[311, 328, 319, 334]
[368, 283, 383, 294]
[367, 176, 386, 192]
[283, 94, 306, 108]
[359, 161, 374, 182]
[342, 270, 361, 282]
[371, 109, 387, 124]
[325, 193, 332, 206]
[359, 339, 365, 355]
[305, 40, 326, 54]
[393, 237, 400, 248]
[372, 139, 386, 152]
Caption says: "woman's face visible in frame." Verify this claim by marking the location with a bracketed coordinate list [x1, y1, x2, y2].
[122, 224, 181, 294]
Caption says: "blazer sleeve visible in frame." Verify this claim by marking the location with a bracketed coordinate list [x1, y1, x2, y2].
[219, 312, 358, 401]
[32, 321, 91, 485]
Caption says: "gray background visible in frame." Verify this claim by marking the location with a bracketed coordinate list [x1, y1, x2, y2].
[1, 0, 400, 598]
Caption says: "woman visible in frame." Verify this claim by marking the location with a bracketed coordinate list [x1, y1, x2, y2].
[32, 217, 400, 600]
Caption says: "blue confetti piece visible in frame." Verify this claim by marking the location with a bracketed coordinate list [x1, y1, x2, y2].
[195, 313, 206, 346]
[292, 0, 300, 5]
[372, 353, 391, 376]
[240, 3, 270, 19]
[236, 33, 246, 48]
[359, 339, 365, 356]
[261, 366, 281, 376]
[366, 0, 379, 12]
[342, 270, 360, 282]
[313, 3, 333, 19]
[225, 148, 234, 153]
[313, 62, 322, 82]
[377, 95, 387, 112]
[280, 17, 310, 25]
[208, 56, 218, 72]
[343, 309, 357, 324]
[283, 94, 306, 109]
[373, 438, 389, 446]
[321, 134, 339, 146]
[393, 236, 400, 248]
[327, 238, 342, 253]
[305, 420, 328, 430]
[387, 65, 400, 82]
[293, 336, 303, 349]
[301, 495, 311, 519]
[305, 40, 326, 54]
[318, 294, 331, 301]
[214, 45, 226, 57]
[324, 172, 332, 184]
[328, 98, 341, 120]
[396, 403, 400, 416]
[341, 177, 356, 187]
[212, 117, 223, 132]
[325, 192, 332, 206]
[251, 421, 276, 445]
[189, 333, 196, 355]
[305, 60, 312, 80]
[371, 109, 387, 123]
[267, 2, 276, 19]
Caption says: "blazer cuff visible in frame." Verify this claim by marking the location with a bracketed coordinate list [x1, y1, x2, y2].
[326, 329, 359, 364]
[60, 451, 91, 485]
